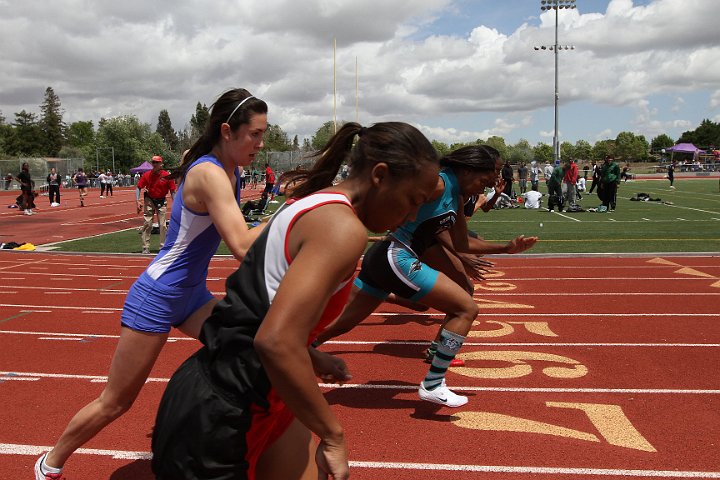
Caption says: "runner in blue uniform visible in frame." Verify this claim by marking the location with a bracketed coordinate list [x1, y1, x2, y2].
[315, 145, 538, 407]
[151, 122, 440, 480]
[35, 88, 268, 480]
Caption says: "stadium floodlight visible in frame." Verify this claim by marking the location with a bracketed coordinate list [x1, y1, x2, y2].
[534, 0, 577, 164]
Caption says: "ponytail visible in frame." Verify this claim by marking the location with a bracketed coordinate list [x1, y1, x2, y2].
[285, 123, 362, 198]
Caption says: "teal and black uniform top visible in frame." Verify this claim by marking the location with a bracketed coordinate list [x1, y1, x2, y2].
[390, 168, 461, 256]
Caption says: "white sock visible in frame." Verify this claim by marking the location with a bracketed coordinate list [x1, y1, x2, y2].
[40, 453, 63, 474]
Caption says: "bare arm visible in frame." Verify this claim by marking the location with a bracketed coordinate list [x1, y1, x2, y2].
[255, 205, 365, 479]
[182, 163, 257, 261]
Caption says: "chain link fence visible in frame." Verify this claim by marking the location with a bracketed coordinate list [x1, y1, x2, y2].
[0, 157, 84, 191]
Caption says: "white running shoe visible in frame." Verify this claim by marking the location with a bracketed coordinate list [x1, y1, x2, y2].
[34, 453, 64, 479]
[24, 209, 33, 216]
[419, 380, 468, 407]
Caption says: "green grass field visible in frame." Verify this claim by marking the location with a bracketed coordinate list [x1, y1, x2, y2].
[53, 178, 720, 255]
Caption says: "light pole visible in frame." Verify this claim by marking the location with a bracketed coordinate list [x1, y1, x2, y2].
[535, 0, 576, 165]
[95, 147, 115, 173]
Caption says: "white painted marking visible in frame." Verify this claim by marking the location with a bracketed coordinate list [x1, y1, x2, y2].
[1, 443, 717, 477]
[38, 337, 84, 341]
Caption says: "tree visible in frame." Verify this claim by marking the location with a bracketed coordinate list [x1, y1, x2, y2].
[483, 136, 508, 161]
[560, 141, 575, 161]
[591, 139, 615, 161]
[62, 120, 95, 159]
[532, 143, 553, 164]
[311, 121, 340, 150]
[650, 134, 675, 153]
[292, 135, 300, 151]
[573, 140, 592, 161]
[5, 110, 43, 156]
[614, 131, 649, 161]
[431, 140, 450, 157]
[156, 109, 179, 151]
[678, 119, 720, 148]
[508, 139, 532, 164]
[263, 124, 291, 151]
[39, 87, 65, 157]
[96, 115, 161, 173]
[189, 102, 210, 141]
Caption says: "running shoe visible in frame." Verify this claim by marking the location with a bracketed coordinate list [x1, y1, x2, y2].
[418, 380, 468, 407]
[34, 453, 64, 480]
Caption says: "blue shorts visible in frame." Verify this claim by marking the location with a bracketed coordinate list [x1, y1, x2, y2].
[354, 240, 439, 302]
[121, 272, 215, 333]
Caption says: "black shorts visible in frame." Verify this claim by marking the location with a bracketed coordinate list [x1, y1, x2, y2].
[263, 182, 274, 194]
[152, 352, 253, 480]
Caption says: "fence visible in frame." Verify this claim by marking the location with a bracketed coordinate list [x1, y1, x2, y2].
[0, 157, 84, 191]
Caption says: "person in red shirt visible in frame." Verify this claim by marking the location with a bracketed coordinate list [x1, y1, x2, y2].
[263, 162, 276, 199]
[136, 156, 176, 254]
[562, 158, 579, 209]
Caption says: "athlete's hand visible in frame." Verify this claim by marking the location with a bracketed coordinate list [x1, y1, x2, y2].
[316, 436, 350, 480]
[309, 348, 352, 385]
[494, 178, 506, 195]
[505, 235, 539, 254]
[458, 253, 494, 281]
[136, 200, 142, 214]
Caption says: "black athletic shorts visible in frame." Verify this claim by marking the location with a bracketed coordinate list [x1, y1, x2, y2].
[152, 351, 253, 480]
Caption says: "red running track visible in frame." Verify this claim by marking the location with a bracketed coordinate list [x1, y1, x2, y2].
[1, 252, 719, 479]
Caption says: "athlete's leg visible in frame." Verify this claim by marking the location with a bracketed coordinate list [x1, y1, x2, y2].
[255, 418, 317, 479]
[43, 327, 168, 469]
[176, 298, 218, 339]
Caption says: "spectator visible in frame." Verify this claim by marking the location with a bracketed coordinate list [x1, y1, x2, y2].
[98, 170, 107, 198]
[501, 160, 514, 197]
[16, 162, 35, 216]
[4, 173, 12, 190]
[543, 161, 553, 182]
[588, 160, 600, 194]
[523, 184, 543, 209]
[529, 161, 541, 191]
[621, 164, 632, 182]
[576, 175, 586, 200]
[47, 167, 61, 207]
[599, 155, 621, 212]
[563, 158, 578, 209]
[546, 162, 564, 212]
[517, 162, 528, 195]
[105, 171, 114, 197]
[264, 162, 275, 199]
[136, 156, 176, 254]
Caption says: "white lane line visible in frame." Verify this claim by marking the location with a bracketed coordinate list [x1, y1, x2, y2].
[1, 371, 718, 395]
[38, 337, 84, 341]
[0, 443, 718, 477]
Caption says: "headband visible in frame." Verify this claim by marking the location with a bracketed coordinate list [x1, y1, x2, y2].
[225, 96, 255, 124]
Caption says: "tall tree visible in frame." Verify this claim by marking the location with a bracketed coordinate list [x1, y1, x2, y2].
[431, 140, 450, 157]
[189, 102, 210, 141]
[6, 110, 43, 156]
[292, 135, 300, 151]
[678, 119, 720, 147]
[263, 124, 291, 151]
[156, 109, 179, 151]
[62, 120, 95, 159]
[39, 87, 65, 156]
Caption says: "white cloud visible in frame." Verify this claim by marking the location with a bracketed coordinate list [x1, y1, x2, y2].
[0, 0, 717, 145]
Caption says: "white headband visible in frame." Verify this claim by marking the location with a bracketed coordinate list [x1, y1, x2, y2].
[225, 96, 255, 124]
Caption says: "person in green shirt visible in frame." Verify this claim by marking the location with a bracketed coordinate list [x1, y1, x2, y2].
[599, 155, 620, 212]
[546, 162, 565, 212]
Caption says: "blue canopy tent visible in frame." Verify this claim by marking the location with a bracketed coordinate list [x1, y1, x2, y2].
[129, 161, 153, 174]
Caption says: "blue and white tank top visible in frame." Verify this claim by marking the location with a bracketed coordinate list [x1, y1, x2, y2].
[145, 154, 242, 287]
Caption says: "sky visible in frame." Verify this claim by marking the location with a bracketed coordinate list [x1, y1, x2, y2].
[1, 0, 718, 148]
